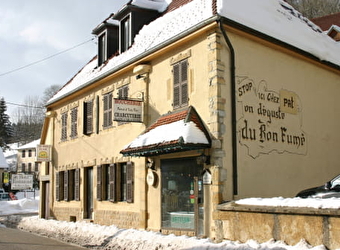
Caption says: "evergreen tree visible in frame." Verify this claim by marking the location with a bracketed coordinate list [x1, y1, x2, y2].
[0, 98, 12, 150]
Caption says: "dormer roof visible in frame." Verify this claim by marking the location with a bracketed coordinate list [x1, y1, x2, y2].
[92, 14, 119, 35]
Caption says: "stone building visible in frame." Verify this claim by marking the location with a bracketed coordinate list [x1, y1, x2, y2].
[39, 0, 340, 238]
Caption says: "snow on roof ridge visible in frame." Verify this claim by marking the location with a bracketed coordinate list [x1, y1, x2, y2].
[48, 0, 340, 105]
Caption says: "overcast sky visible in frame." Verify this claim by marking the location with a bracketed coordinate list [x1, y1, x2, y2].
[0, 0, 128, 119]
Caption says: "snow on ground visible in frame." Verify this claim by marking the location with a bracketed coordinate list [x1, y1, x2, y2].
[1, 195, 338, 250]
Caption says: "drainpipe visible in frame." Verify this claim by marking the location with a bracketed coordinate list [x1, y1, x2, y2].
[218, 18, 238, 196]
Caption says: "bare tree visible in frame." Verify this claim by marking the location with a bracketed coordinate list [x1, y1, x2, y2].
[286, 0, 340, 18]
[11, 96, 44, 144]
[41, 84, 61, 106]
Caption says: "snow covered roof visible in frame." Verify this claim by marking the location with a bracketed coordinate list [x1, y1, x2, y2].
[48, 0, 340, 105]
[0, 148, 9, 169]
[120, 106, 211, 156]
[17, 139, 40, 150]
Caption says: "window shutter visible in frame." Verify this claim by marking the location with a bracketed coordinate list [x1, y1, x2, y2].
[61, 113, 68, 140]
[97, 165, 102, 201]
[83, 101, 93, 135]
[126, 162, 134, 203]
[56, 172, 60, 201]
[64, 171, 69, 201]
[109, 164, 116, 202]
[71, 108, 78, 138]
[103, 93, 113, 128]
[75, 169, 80, 201]
[173, 63, 180, 108]
[180, 60, 188, 105]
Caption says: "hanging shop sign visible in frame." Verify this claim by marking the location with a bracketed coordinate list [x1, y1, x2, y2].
[146, 168, 157, 186]
[36, 144, 52, 162]
[114, 99, 143, 123]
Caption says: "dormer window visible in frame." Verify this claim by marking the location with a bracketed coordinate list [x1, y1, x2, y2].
[92, 14, 119, 67]
[121, 15, 131, 53]
[98, 33, 108, 66]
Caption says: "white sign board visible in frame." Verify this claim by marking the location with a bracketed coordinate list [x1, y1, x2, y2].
[36, 144, 52, 162]
[114, 99, 143, 122]
[11, 174, 33, 190]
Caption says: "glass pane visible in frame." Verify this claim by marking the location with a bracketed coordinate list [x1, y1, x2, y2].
[161, 158, 202, 230]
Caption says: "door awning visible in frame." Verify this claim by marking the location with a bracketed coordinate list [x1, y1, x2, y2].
[120, 106, 211, 157]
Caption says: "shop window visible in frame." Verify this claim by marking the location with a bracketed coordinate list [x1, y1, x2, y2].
[70, 107, 78, 138]
[97, 162, 134, 203]
[173, 59, 188, 109]
[61, 112, 68, 141]
[103, 92, 113, 128]
[83, 100, 93, 135]
[161, 158, 203, 231]
[22, 150, 25, 158]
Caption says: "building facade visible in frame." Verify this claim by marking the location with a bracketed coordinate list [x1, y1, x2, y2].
[40, 0, 340, 238]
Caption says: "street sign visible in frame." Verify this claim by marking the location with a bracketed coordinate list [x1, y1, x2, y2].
[11, 174, 33, 190]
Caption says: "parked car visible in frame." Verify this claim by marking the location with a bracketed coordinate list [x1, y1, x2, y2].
[296, 174, 340, 198]
[0, 192, 10, 201]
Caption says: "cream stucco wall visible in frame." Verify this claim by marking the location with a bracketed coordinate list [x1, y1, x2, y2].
[221, 26, 340, 199]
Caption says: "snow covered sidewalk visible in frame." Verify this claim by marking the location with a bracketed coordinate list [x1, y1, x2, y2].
[0, 196, 334, 250]
[0, 214, 325, 250]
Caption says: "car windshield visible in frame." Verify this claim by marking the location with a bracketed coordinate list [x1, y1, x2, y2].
[330, 175, 340, 188]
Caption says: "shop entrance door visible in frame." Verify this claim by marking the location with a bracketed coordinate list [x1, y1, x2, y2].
[161, 158, 204, 236]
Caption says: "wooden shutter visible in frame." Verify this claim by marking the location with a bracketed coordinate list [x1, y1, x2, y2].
[70, 108, 78, 138]
[83, 101, 93, 135]
[61, 113, 68, 140]
[56, 172, 60, 201]
[173, 63, 180, 108]
[64, 171, 69, 201]
[126, 162, 134, 203]
[103, 93, 113, 128]
[97, 165, 102, 201]
[75, 169, 80, 201]
[180, 60, 188, 105]
[109, 164, 116, 202]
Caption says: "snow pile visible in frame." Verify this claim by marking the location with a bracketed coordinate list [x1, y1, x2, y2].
[236, 197, 340, 209]
[0, 197, 39, 216]
[4, 216, 325, 250]
[1, 195, 337, 249]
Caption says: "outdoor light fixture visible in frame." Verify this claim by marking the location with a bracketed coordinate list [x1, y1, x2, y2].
[136, 73, 147, 80]
[196, 153, 210, 165]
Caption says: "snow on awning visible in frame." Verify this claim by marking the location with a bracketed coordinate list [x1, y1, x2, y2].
[120, 106, 211, 157]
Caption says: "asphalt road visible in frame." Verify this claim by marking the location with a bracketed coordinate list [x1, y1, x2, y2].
[0, 227, 86, 250]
